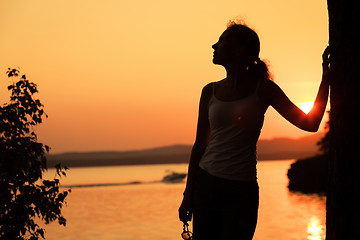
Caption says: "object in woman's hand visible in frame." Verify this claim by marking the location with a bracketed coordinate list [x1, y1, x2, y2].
[181, 223, 193, 240]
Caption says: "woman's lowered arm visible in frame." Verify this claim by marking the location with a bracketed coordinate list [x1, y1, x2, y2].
[179, 83, 211, 223]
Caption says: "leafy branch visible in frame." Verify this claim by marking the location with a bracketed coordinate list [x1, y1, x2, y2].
[0, 68, 70, 240]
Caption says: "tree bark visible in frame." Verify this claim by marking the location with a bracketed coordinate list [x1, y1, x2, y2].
[326, 0, 360, 239]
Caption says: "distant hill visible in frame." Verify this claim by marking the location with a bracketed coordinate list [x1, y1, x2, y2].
[47, 145, 192, 168]
[257, 133, 322, 160]
[47, 133, 324, 168]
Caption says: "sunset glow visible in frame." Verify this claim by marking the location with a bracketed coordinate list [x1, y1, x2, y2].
[307, 217, 324, 240]
[299, 101, 315, 114]
[0, 0, 329, 153]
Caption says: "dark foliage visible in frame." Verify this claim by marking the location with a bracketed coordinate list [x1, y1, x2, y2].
[0, 68, 70, 240]
[287, 112, 330, 194]
[287, 154, 328, 194]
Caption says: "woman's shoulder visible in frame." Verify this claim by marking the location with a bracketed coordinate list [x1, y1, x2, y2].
[259, 79, 281, 93]
[202, 81, 218, 94]
[200, 81, 220, 103]
[260, 78, 276, 87]
[202, 79, 226, 92]
[200, 82, 213, 100]
[203, 82, 214, 90]
[258, 79, 281, 106]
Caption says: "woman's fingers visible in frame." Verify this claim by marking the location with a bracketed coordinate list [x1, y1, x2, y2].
[323, 46, 330, 61]
[322, 46, 331, 70]
[179, 208, 192, 222]
[179, 196, 193, 222]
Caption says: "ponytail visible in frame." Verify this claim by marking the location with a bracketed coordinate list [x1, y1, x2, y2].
[248, 58, 272, 81]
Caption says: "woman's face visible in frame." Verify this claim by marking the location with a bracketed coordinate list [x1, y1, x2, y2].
[212, 29, 243, 66]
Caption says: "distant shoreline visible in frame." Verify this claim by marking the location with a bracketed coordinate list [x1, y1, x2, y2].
[48, 157, 299, 169]
[46, 133, 323, 168]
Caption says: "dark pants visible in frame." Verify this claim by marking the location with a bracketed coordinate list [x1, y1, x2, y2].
[192, 168, 259, 240]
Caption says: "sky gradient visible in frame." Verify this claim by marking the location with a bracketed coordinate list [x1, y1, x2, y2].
[0, 0, 329, 153]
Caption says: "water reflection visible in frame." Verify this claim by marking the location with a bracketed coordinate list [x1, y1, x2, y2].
[307, 217, 325, 240]
[42, 161, 329, 240]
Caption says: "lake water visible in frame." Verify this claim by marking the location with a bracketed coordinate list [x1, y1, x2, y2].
[41, 160, 326, 240]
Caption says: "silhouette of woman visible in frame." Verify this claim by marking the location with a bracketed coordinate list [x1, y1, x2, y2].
[179, 20, 330, 240]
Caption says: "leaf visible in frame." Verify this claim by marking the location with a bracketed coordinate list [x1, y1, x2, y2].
[58, 216, 67, 226]
[37, 228, 45, 238]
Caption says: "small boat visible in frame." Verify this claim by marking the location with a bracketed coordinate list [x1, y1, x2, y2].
[162, 171, 187, 183]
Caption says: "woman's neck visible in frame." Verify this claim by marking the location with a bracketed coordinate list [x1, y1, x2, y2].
[224, 64, 251, 88]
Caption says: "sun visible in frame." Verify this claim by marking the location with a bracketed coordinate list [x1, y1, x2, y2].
[299, 101, 314, 114]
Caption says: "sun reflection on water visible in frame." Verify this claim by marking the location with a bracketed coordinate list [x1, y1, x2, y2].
[307, 217, 325, 240]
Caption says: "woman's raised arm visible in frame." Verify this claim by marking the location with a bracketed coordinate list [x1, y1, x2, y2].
[266, 47, 331, 132]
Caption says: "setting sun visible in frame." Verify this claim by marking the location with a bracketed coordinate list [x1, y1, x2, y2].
[307, 217, 324, 240]
[299, 101, 314, 114]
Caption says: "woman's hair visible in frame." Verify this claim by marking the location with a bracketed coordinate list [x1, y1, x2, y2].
[226, 20, 272, 81]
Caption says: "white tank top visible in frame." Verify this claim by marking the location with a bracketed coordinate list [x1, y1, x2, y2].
[199, 81, 265, 181]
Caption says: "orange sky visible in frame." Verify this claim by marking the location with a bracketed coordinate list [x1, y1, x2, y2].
[0, 0, 329, 153]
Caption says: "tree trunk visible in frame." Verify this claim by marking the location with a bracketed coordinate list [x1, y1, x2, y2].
[326, 0, 360, 239]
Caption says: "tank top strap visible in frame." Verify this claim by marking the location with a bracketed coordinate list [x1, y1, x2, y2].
[255, 79, 262, 93]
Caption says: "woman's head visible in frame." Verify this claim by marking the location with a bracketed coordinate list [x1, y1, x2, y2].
[226, 21, 260, 64]
[212, 20, 271, 80]
[212, 21, 260, 67]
